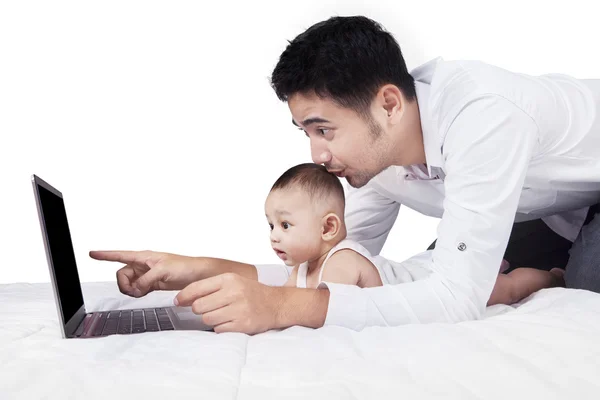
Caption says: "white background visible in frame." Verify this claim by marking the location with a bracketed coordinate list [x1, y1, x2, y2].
[1, 0, 599, 284]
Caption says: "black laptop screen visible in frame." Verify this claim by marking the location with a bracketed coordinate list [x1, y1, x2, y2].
[37, 184, 85, 325]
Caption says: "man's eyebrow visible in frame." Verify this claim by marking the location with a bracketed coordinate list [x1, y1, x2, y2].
[292, 117, 331, 127]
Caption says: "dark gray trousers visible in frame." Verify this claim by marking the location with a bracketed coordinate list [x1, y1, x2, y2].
[564, 205, 600, 292]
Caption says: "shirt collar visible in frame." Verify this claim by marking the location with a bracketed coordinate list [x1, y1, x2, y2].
[410, 57, 443, 177]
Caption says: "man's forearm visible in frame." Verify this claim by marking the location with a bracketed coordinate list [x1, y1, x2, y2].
[272, 286, 330, 329]
[195, 256, 258, 281]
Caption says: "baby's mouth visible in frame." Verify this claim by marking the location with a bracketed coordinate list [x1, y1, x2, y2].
[274, 249, 287, 260]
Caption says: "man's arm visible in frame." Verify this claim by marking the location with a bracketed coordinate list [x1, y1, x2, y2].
[293, 94, 540, 330]
[206, 258, 294, 287]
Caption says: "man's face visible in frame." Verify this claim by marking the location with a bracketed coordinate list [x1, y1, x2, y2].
[288, 92, 392, 189]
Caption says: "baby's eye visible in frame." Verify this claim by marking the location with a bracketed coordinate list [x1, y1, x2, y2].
[269, 223, 273, 230]
[282, 222, 289, 229]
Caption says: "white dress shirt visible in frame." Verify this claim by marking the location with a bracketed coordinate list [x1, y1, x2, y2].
[255, 57, 600, 330]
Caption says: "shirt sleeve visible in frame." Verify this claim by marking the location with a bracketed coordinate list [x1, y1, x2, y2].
[343, 182, 401, 256]
[318, 94, 540, 330]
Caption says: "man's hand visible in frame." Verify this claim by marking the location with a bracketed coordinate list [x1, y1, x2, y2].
[174, 273, 281, 334]
[89, 250, 207, 297]
[174, 273, 330, 334]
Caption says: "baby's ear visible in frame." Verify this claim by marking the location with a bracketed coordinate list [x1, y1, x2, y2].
[321, 213, 341, 241]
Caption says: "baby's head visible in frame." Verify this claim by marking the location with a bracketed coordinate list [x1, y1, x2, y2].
[265, 163, 347, 266]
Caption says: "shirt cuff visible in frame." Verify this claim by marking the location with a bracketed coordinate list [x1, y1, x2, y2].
[253, 263, 292, 286]
[317, 281, 367, 331]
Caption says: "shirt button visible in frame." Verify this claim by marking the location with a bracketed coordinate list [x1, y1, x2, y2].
[457, 242, 467, 251]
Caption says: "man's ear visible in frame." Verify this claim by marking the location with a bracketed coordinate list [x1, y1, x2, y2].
[321, 213, 342, 241]
[377, 84, 405, 121]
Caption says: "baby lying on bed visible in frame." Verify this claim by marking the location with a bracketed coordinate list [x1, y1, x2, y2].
[265, 162, 565, 306]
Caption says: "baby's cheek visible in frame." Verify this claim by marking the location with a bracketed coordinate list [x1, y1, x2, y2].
[289, 240, 318, 262]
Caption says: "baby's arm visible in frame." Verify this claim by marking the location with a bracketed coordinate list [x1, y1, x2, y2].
[320, 250, 383, 287]
[487, 267, 565, 306]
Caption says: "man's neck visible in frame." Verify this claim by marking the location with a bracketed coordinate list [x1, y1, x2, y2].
[389, 102, 427, 167]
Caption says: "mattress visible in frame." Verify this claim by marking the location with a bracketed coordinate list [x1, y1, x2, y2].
[1, 281, 599, 399]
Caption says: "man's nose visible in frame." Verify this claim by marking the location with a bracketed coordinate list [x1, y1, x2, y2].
[310, 140, 331, 164]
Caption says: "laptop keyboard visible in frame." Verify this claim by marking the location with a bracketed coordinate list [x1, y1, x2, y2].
[90, 308, 174, 337]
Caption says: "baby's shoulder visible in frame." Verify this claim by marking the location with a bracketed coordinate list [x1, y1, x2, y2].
[325, 241, 376, 272]
[330, 238, 372, 256]
[324, 245, 383, 287]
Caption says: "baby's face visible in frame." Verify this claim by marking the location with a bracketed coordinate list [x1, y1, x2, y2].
[264, 188, 325, 266]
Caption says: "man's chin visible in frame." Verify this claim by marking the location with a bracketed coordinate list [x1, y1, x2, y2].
[346, 174, 370, 189]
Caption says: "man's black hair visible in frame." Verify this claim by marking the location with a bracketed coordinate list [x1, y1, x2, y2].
[270, 15, 416, 119]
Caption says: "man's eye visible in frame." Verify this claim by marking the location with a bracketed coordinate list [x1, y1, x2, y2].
[318, 128, 329, 135]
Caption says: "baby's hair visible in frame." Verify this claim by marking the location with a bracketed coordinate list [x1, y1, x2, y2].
[271, 163, 345, 207]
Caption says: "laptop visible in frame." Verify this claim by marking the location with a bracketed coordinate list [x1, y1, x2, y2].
[31, 174, 214, 338]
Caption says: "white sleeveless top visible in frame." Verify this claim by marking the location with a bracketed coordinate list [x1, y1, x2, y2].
[295, 238, 434, 288]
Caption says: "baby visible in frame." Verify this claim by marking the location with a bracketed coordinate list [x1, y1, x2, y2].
[265, 162, 566, 306]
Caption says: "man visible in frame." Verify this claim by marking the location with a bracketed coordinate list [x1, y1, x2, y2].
[90, 16, 600, 334]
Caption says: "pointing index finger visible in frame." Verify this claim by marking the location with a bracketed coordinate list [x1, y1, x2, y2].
[89, 250, 146, 264]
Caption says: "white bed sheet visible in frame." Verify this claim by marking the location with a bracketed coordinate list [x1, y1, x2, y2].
[1, 281, 599, 400]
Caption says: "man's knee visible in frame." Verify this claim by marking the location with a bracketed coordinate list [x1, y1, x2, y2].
[564, 207, 600, 293]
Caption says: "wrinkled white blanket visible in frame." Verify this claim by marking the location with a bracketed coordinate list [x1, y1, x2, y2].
[1, 281, 599, 399]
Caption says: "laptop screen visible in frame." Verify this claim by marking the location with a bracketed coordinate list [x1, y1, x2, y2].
[37, 183, 85, 325]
